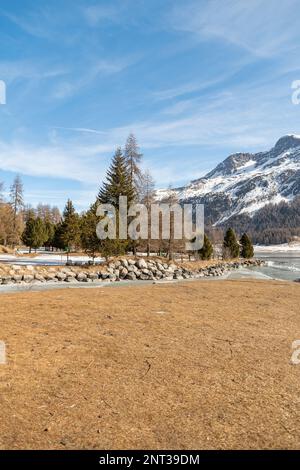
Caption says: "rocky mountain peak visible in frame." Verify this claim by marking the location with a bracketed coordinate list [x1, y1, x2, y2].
[156, 135, 300, 226]
[273, 134, 300, 153]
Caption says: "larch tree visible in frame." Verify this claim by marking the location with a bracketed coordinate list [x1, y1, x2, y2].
[9, 175, 24, 246]
[140, 170, 156, 256]
[124, 133, 143, 195]
[161, 185, 179, 260]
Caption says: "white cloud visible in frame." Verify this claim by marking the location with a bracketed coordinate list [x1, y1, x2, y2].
[51, 57, 137, 100]
[0, 139, 107, 184]
[0, 59, 67, 84]
[83, 5, 120, 27]
[170, 0, 300, 57]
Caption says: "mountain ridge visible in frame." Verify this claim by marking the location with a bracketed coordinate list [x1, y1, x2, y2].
[156, 134, 300, 226]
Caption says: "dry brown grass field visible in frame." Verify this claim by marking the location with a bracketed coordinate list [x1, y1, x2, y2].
[0, 279, 299, 449]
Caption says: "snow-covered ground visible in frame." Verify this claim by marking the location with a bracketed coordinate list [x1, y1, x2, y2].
[0, 253, 104, 266]
[254, 243, 300, 253]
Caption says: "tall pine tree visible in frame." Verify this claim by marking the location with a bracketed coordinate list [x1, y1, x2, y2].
[240, 233, 254, 258]
[81, 202, 102, 261]
[59, 200, 80, 259]
[22, 214, 47, 253]
[97, 148, 134, 256]
[198, 234, 213, 260]
[98, 148, 134, 206]
[223, 227, 240, 259]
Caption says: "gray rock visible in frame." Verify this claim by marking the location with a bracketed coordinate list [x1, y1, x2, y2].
[56, 272, 66, 281]
[136, 259, 147, 269]
[125, 272, 136, 281]
[65, 276, 78, 283]
[139, 273, 150, 280]
[87, 272, 98, 280]
[64, 271, 76, 278]
[121, 259, 129, 268]
[119, 267, 128, 278]
[44, 273, 57, 281]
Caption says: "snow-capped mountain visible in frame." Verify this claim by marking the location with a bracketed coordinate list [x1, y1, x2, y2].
[156, 135, 300, 225]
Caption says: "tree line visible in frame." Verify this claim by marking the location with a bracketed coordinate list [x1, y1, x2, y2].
[0, 133, 254, 259]
[222, 196, 300, 245]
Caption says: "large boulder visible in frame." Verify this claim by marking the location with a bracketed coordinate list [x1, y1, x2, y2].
[136, 259, 148, 270]
[119, 267, 128, 278]
[125, 272, 136, 281]
[77, 272, 88, 282]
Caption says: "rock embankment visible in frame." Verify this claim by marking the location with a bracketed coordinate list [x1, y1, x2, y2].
[0, 258, 264, 286]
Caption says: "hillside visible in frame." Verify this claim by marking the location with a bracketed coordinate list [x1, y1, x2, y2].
[157, 135, 300, 228]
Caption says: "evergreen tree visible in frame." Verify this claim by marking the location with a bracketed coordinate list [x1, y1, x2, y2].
[98, 148, 135, 256]
[44, 219, 56, 250]
[81, 202, 102, 261]
[240, 232, 254, 258]
[98, 148, 134, 206]
[124, 133, 142, 193]
[100, 238, 127, 259]
[223, 227, 240, 258]
[60, 200, 80, 258]
[198, 234, 213, 260]
[52, 222, 65, 250]
[22, 215, 47, 252]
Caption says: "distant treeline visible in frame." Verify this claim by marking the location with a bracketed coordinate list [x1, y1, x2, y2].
[221, 196, 300, 245]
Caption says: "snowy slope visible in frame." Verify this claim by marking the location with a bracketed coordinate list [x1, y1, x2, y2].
[156, 135, 300, 225]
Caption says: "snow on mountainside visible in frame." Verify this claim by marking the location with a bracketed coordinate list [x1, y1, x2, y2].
[156, 135, 300, 225]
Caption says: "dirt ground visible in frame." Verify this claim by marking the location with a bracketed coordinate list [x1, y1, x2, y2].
[0, 279, 299, 449]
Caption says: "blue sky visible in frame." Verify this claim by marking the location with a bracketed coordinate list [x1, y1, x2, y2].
[0, 0, 300, 210]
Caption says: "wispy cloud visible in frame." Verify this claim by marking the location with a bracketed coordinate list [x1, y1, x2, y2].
[83, 4, 120, 26]
[170, 0, 300, 58]
[0, 59, 67, 84]
[2, 7, 61, 39]
[51, 56, 138, 100]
